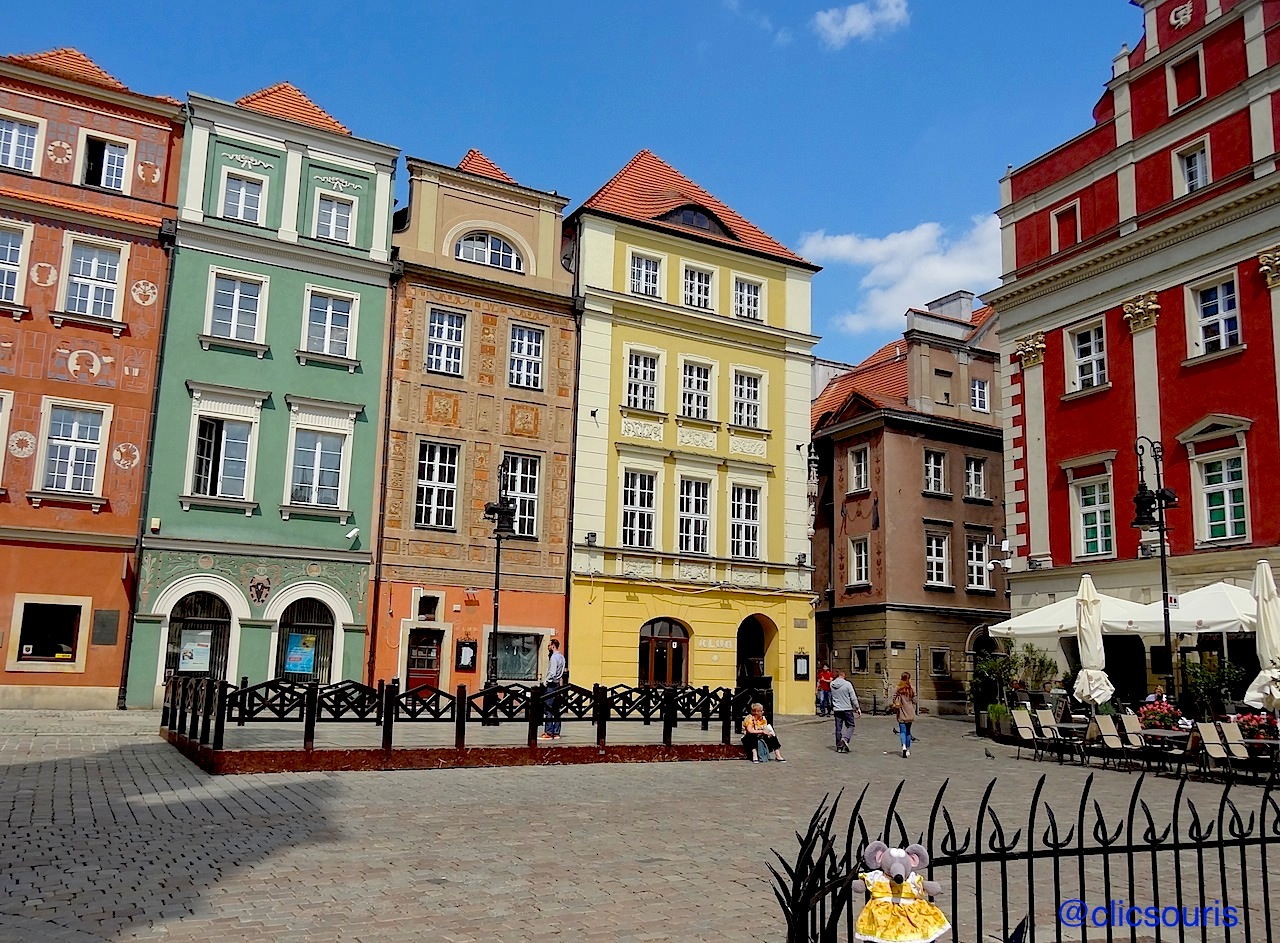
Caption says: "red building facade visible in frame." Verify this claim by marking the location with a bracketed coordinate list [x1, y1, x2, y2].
[987, 0, 1280, 652]
[0, 50, 182, 707]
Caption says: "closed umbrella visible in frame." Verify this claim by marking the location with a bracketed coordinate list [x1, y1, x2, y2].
[1244, 560, 1280, 711]
[1072, 574, 1115, 706]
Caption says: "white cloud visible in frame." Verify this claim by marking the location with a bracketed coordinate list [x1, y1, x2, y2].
[813, 0, 909, 48]
[800, 214, 1001, 334]
[723, 0, 792, 45]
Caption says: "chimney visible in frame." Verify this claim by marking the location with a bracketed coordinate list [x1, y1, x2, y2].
[925, 290, 975, 321]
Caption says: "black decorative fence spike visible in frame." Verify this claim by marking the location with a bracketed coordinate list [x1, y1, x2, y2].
[772, 774, 1280, 943]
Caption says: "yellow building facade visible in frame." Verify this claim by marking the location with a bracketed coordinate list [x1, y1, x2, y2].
[566, 151, 819, 715]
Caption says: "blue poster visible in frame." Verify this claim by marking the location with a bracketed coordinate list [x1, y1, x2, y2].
[285, 633, 316, 674]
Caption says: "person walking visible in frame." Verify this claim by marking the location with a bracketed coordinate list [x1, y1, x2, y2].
[892, 672, 917, 758]
[540, 638, 566, 740]
[817, 664, 834, 716]
[829, 669, 861, 753]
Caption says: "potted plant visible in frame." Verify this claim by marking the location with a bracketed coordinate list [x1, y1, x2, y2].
[1238, 712, 1278, 740]
[1183, 661, 1245, 720]
[1015, 644, 1059, 693]
[986, 703, 1012, 739]
[1138, 701, 1182, 730]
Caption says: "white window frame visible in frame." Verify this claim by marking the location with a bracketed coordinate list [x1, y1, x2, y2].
[923, 449, 946, 494]
[34, 396, 113, 497]
[621, 467, 658, 550]
[204, 267, 269, 344]
[628, 251, 663, 299]
[964, 456, 987, 499]
[0, 220, 35, 307]
[282, 398, 357, 513]
[58, 234, 129, 323]
[966, 537, 990, 589]
[1166, 47, 1206, 113]
[1072, 475, 1116, 560]
[426, 309, 466, 376]
[74, 126, 134, 196]
[848, 536, 870, 586]
[455, 231, 524, 273]
[182, 384, 265, 507]
[1187, 272, 1241, 358]
[508, 323, 545, 390]
[682, 264, 715, 310]
[1049, 200, 1081, 255]
[1173, 136, 1211, 198]
[679, 358, 714, 421]
[218, 166, 270, 225]
[0, 390, 11, 485]
[1067, 320, 1107, 392]
[731, 369, 762, 429]
[0, 107, 46, 176]
[730, 483, 761, 560]
[312, 188, 358, 246]
[732, 274, 764, 321]
[925, 532, 951, 586]
[302, 284, 360, 360]
[625, 348, 662, 412]
[1193, 448, 1250, 544]
[970, 377, 990, 413]
[677, 476, 711, 555]
[502, 453, 541, 539]
[415, 440, 460, 530]
[847, 446, 870, 494]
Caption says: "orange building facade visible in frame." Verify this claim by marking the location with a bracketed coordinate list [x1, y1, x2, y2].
[0, 50, 182, 707]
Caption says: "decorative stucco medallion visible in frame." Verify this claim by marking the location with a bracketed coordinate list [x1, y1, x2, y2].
[306, 562, 322, 577]
[131, 280, 159, 306]
[248, 575, 272, 605]
[112, 442, 140, 469]
[1170, 1, 1194, 28]
[136, 161, 162, 184]
[8, 430, 36, 458]
[30, 263, 57, 287]
[198, 555, 214, 569]
[46, 140, 73, 164]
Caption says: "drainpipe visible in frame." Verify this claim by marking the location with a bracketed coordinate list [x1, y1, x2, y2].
[561, 217, 585, 666]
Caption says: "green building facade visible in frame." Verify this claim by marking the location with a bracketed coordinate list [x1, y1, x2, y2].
[124, 85, 398, 707]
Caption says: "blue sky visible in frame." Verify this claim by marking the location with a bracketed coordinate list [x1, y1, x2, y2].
[10, 1, 1141, 363]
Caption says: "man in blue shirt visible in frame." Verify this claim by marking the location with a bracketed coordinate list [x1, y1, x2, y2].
[540, 638, 566, 740]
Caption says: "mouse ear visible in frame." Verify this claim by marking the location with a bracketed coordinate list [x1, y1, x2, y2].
[863, 840, 889, 869]
[904, 843, 930, 869]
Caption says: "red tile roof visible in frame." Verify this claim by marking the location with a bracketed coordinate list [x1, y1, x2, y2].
[0, 180, 163, 227]
[4, 48, 181, 105]
[457, 149, 517, 185]
[236, 83, 349, 135]
[579, 149, 816, 269]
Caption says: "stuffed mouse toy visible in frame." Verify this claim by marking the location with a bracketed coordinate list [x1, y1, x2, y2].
[849, 840, 951, 943]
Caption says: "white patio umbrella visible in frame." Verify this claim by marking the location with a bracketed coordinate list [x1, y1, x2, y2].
[1244, 561, 1280, 711]
[1108, 580, 1256, 638]
[1073, 574, 1115, 706]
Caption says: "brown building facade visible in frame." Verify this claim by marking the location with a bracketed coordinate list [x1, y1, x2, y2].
[811, 292, 1008, 713]
[372, 151, 575, 692]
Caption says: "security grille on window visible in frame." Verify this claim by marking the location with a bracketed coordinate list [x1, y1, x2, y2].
[502, 454, 540, 537]
[731, 485, 760, 559]
[970, 378, 989, 412]
[44, 407, 103, 493]
[630, 256, 660, 296]
[290, 430, 343, 507]
[678, 478, 710, 554]
[923, 450, 945, 493]
[622, 470, 656, 548]
[1181, 146, 1208, 193]
[734, 278, 761, 320]
[925, 533, 949, 585]
[684, 268, 712, 309]
[508, 325, 544, 389]
[211, 276, 261, 341]
[626, 352, 658, 410]
[1197, 279, 1239, 354]
[83, 138, 127, 191]
[316, 196, 352, 242]
[0, 229, 21, 303]
[849, 537, 869, 585]
[455, 232, 523, 272]
[1201, 455, 1247, 540]
[66, 245, 120, 319]
[1073, 325, 1107, 389]
[849, 447, 869, 492]
[1077, 480, 1114, 556]
[732, 372, 760, 428]
[192, 418, 250, 499]
[966, 537, 989, 589]
[681, 362, 711, 420]
[306, 292, 352, 358]
[426, 310, 465, 375]
[415, 442, 458, 528]
[964, 457, 986, 499]
[223, 175, 263, 223]
[0, 118, 38, 173]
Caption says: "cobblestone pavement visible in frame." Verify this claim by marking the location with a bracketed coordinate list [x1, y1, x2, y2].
[0, 710, 1268, 942]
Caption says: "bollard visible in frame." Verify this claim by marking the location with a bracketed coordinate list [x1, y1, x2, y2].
[376, 679, 384, 727]
[303, 680, 319, 751]
[700, 685, 711, 731]
[382, 678, 398, 752]
[199, 679, 214, 745]
[595, 684, 609, 749]
[238, 676, 249, 727]
[527, 683, 545, 748]
[212, 682, 229, 751]
[454, 684, 467, 749]
[720, 689, 733, 745]
[662, 685, 676, 747]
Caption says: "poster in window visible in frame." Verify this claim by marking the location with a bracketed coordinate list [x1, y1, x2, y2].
[285, 633, 317, 674]
[178, 629, 212, 673]
[455, 638, 477, 671]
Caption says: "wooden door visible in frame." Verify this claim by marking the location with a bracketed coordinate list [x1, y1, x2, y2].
[407, 629, 444, 690]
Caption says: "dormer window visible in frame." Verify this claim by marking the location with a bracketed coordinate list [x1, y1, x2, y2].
[660, 204, 729, 239]
[455, 232, 523, 273]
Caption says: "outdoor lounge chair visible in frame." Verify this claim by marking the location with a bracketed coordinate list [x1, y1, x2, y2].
[1221, 722, 1270, 781]
[1195, 723, 1236, 781]
[1120, 714, 1163, 771]
[1034, 709, 1081, 763]
[1012, 709, 1044, 761]
[1085, 715, 1140, 770]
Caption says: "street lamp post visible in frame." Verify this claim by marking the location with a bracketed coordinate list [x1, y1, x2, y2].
[483, 457, 516, 717]
[1132, 437, 1180, 698]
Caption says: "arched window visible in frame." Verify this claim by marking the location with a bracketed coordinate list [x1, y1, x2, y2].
[274, 598, 335, 683]
[638, 617, 689, 687]
[455, 231, 524, 273]
[166, 591, 232, 682]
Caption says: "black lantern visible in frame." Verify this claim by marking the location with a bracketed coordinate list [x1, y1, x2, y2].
[482, 457, 517, 701]
[1133, 437, 1179, 698]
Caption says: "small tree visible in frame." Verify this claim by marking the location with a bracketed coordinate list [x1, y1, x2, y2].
[1182, 661, 1245, 720]
[1014, 643, 1058, 691]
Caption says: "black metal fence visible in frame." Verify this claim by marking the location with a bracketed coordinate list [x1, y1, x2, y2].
[159, 675, 775, 752]
[772, 773, 1280, 943]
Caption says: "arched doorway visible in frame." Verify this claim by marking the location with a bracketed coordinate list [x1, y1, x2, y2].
[639, 618, 689, 686]
[736, 615, 773, 685]
[274, 598, 335, 683]
[165, 592, 232, 682]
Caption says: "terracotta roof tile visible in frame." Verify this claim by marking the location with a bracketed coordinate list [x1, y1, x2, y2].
[236, 83, 349, 135]
[0, 180, 162, 227]
[7, 48, 126, 90]
[968, 304, 995, 333]
[580, 150, 816, 269]
[457, 149, 517, 185]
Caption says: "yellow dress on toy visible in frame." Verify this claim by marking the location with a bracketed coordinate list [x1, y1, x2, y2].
[854, 869, 951, 943]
